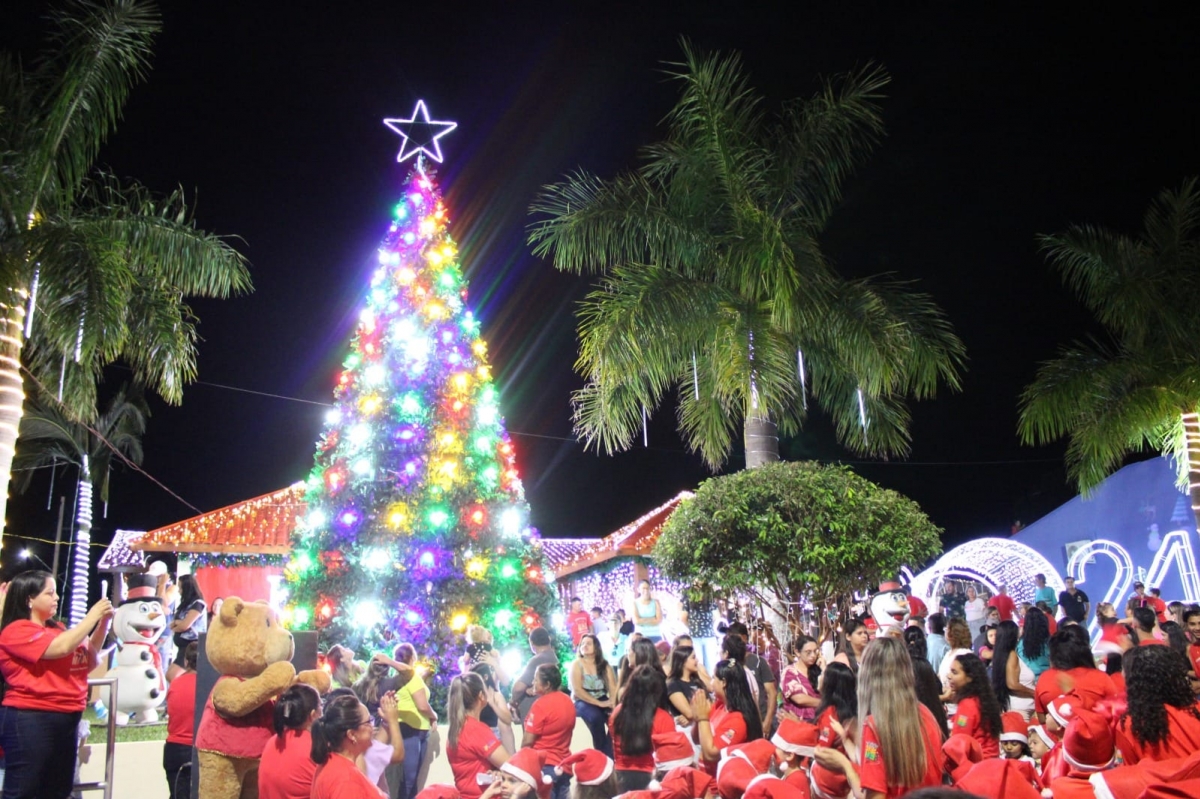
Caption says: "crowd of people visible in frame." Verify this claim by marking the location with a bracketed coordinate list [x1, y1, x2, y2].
[5, 569, 1200, 798]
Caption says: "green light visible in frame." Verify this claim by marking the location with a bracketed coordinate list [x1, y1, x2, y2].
[480, 466, 498, 488]
[439, 271, 457, 288]
[293, 607, 311, 626]
[500, 561, 518, 580]
[494, 609, 514, 628]
[293, 551, 315, 574]
[474, 435, 493, 454]
[399, 393, 422, 416]
[428, 507, 450, 528]
[344, 353, 361, 369]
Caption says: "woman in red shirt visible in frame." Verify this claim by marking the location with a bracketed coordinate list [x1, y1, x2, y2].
[1115, 644, 1200, 764]
[946, 653, 1002, 758]
[1034, 628, 1117, 718]
[258, 682, 322, 799]
[813, 638, 945, 799]
[692, 660, 763, 775]
[164, 642, 200, 799]
[522, 664, 577, 799]
[0, 570, 113, 799]
[310, 694, 388, 798]
[610, 664, 675, 791]
[447, 672, 510, 799]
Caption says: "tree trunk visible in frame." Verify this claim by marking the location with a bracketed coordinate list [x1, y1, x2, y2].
[744, 412, 779, 469]
[1184, 411, 1200, 528]
[0, 292, 29, 546]
[69, 458, 94, 626]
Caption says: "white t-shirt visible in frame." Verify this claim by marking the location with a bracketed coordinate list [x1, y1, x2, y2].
[964, 598, 987, 622]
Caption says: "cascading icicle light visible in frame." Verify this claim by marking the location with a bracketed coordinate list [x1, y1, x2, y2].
[70, 455, 94, 625]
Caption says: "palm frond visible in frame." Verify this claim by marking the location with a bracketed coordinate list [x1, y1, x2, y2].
[27, 0, 160, 213]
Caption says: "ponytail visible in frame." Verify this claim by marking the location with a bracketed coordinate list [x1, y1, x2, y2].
[447, 672, 486, 748]
[310, 694, 364, 765]
[274, 683, 321, 736]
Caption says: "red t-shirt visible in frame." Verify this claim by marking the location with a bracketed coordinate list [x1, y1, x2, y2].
[907, 597, 928, 620]
[858, 705, 946, 798]
[1114, 703, 1200, 764]
[1034, 668, 1117, 714]
[448, 716, 502, 799]
[612, 706, 675, 772]
[1044, 611, 1058, 636]
[166, 671, 198, 745]
[1189, 644, 1200, 677]
[524, 690, 577, 765]
[782, 768, 812, 798]
[988, 595, 1017, 623]
[310, 750, 385, 798]
[260, 729, 318, 799]
[950, 696, 999, 758]
[701, 705, 748, 775]
[0, 619, 92, 712]
[1139, 638, 1167, 646]
[815, 706, 846, 751]
[567, 611, 593, 646]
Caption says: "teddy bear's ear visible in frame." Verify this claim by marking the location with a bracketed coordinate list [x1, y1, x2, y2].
[219, 597, 246, 626]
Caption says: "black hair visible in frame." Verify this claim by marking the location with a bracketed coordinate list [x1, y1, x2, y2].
[183, 641, 199, 671]
[177, 574, 204, 610]
[927, 613, 946, 636]
[619, 637, 666, 689]
[726, 621, 750, 638]
[1048, 628, 1095, 671]
[1104, 652, 1123, 676]
[667, 645, 695, 682]
[535, 662, 562, 691]
[571, 596, 582, 604]
[721, 633, 747, 664]
[1021, 607, 1050, 662]
[310, 694, 366, 764]
[672, 634, 693, 649]
[1122, 645, 1200, 747]
[529, 626, 552, 647]
[578, 633, 611, 677]
[1184, 606, 1200, 624]
[814, 661, 858, 726]
[714, 659, 763, 741]
[1132, 607, 1157, 633]
[591, 606, 604, 615]
[395, 642, 416, 664]
[951, 653, 1002, 741]
[612, 665, 666, 756]
[274, 682, 321, 735]
[903, 626, 928, 663]
[470, 661, 497, 690]
[989, 621, 1021, 711]
[1160, 621, 1189, 656]
[911, 658, 948, 740]
[0, 570, 55, 630]
[839, 619, 867, 672]
[790, 634, 823, 687]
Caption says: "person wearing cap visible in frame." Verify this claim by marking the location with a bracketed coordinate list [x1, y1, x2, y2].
[772, 718, 818, 792]
[415, 787, 461, 799]
[956, 758, 1044, 799]
[1113, 644, 1200, 764]
[999, 711, 1033, 763]
[1046, 706, 1118, 799]
[499, 749, 554, 799]
[1026, 721, 1056, 774]
[555, 750, 617, 799]
[522, 664, 576, 799]
[0, 570, 113, 799]
[812, 638, 945, 799]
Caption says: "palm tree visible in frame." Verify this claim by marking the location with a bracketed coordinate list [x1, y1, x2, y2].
[527, 43, 965, 469]
[0, 0, 251, 542]
[1019, 178, 1200, 518]
[14, 385, 148, 624]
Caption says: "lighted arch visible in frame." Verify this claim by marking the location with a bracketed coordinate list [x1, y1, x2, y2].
[909, 538, 1065, 607]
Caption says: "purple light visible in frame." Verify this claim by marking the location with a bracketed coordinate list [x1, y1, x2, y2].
[419, 550, 436, 568]
[338, 509, 361, 528]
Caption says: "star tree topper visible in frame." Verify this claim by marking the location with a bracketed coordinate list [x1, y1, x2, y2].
[384, 100, 457, 163]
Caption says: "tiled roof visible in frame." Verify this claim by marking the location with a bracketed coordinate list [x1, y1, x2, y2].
[132, 483, 307, 554]
[550, 491, 693, 579]
[98, 528, 148, 572]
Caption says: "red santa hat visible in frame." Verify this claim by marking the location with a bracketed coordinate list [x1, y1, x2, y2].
[501, 749, 553, 799]
[772, 718, 818, 758]
[1027, 721, 1058, 751]
[1061, 707, 1116, 773]
[724, 739, 776, 774]
[658, 767, 716, 799]
[956, 759, 1043, 799]
[653, 731, 697, 772]
[557, 750, 614, 786]
[1130, 780, 1200, 799]
[415, 786, 461, 799]
[716, 754, 758, 799]
[1047, 692, 1089, 728]
[943, 732, 984, 783]
[1001, 711, 1030, 743]
[743, 774, 806, 799]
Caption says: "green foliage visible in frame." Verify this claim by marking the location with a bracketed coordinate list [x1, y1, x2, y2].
[654, 461, 942, 610]
[1018, 178, 1200, 494]
[529, 41, 965, 469]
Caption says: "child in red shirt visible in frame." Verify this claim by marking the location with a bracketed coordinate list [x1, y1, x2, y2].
[946, 653, 1002, 759]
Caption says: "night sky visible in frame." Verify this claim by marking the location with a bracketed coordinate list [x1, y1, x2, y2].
[3, 3, 1199, 568]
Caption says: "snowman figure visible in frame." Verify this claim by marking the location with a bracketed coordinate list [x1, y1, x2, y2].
[108, 575, 168, 725]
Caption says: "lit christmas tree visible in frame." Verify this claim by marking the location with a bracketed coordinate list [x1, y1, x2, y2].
[284, 102, 559, 706]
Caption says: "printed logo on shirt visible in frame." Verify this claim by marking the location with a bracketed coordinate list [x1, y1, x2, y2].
[865, 742, 879, 762]
[954, 715, 968, 728]
[721, 729, 735, 744]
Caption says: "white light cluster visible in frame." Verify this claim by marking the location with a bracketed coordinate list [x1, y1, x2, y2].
[908, 537, 1065, 606]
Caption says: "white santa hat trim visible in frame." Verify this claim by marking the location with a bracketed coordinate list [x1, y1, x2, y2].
[1000, 730, 1028, 743]
[500, 762, 553, 789]
[1047, 701, 1072, 728]
[1061, 746, 1114, 774]
[654, 757, 696, 771]
[1028, 724, 1055, 750]
[745, 774, 781, 793]
[770, 730, 815, 758]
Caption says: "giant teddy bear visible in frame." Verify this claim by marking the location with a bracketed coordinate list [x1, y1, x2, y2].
[196, 597, 330, 799]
